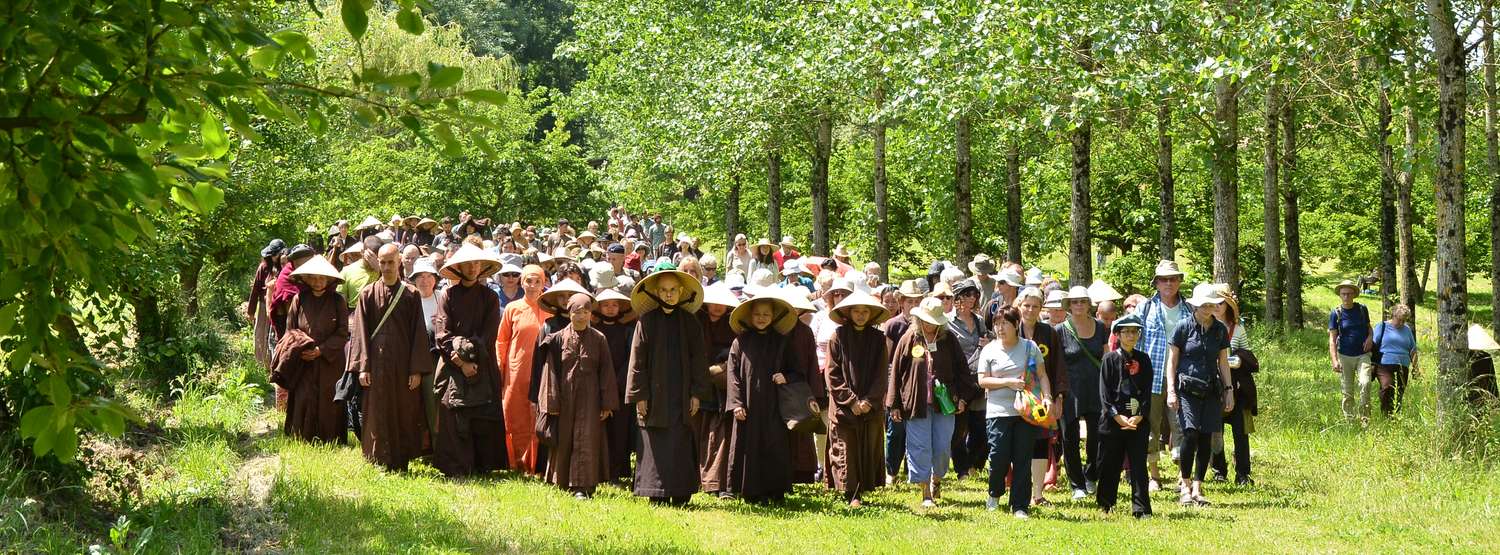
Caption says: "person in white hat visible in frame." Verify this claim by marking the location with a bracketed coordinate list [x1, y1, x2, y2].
[1132, 259, 1193, 490]
[1328, 279, 1375, 421]
[887, 297, 982, 508]
[427, 245, 506, 478]
[626, 264, 711, 505]
[984, 268, 1025, 328]
[776, 236, 801, 270]
[696, 283, 741, 498]
[748, 237, 779, 278]
[1165, 283, 1235, 507]
[1056, 285, 1106, 500]
[724, 234, 753, 277]
[825, 291, 892, 508]
[489, 263, 525, 308]
[1042, 288, 1067, 326]
[1468, 324, 1500, 403]
[1088, 280, 1125, 331]
[593, 288, 638, 482]
[280, 255, 349, 444]
[346, 242, 436, 472]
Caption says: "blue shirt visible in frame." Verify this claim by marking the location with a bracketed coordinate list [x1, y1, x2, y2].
[1373, 322, 1416, 366]
[1328, 303, 1372, 357]
[1172, 318, 1229, 383]
[1134, 294, 1194, 394]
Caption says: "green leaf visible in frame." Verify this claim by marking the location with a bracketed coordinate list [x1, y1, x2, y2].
[396, 8, 425, 35]
[272, 30, 314, 61]
[48, 371, 71, 406]
[248, 46, 282, 71]
[170, 185, 201, 212]
[342, 0, 369, 42]
[53, 426, 78, 460]
[433, 124, 462, 157]
[462, 89, 508, 106]
[19, 406, 51, 439]
[191, 183, 225, 213]
[427, 63, 463, 89]
[201, 111, 229, 158]
[0, 303, 19, 336]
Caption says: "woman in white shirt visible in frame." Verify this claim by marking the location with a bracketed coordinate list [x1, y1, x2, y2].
[976, 305, 1053, 518]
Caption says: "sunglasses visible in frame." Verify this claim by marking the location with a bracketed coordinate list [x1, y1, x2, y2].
[501, 273, 521, 278]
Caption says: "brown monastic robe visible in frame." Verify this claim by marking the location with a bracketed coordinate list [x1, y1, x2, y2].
[283, 290, 349, 443]
[694, 309, 736, 493]
[348, 278, 435, 471]
[625, 308, 711, 499]
[725, 328, 800, 500]
[538, 320, 620, 491]
[598, 318, 637, 481]
[825, 324, 889, 500]
[787, 320, 820, 483]
[431, 282, 507, 477]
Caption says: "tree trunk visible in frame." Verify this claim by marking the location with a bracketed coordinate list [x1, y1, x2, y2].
[1211, 64, 1240, 287]
[726, 173, 741, 251]
[767, 151, 782, 243]
[179, 258, 202, 318]
[1282, 99, 1305, 328]
[811, 111, 832, 256]
[1488, 2, 1500, 334]
[1158, 100, 1176, 261]
[873, 85, 890, 282]
[1006, 139, 1023, 264]
[955, 115, 974, 268]
[1262, 86, 1283, 324]
[1070, 118, 1093, 286]
[1377, 79, 1399, 317]
[1398, 92, 1422, 311]
[1427, 0, 1471, 440]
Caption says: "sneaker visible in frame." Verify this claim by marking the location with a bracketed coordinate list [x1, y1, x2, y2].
[986, 496, 1000, 511]
[573, 491, 590, 500]
[1192, 493, 1211, 506]
[1135, 513, 1153, 520]
[1235, 476, 1255, 486]
[717, 491, 736, 500]
[920, 498, 936, 508]
[1071, 488, 1088, 500]
[1013, 509, 1030, 519]
[886, 474, 898, 486]
[849, 498, 863, 508]
[1179, 491, 1194, 506]
[1086, 480, 1097, 494]
[1210, 471, 1228, 483]
[1148, 479, 1162, 493]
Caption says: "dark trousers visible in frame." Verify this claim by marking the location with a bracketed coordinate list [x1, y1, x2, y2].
[951, 409, 989, 476]
[1097, 428, 1151, 516]
[985, 416, 1037, 512]
[1376, 364, 1410, 415]
[1062, 404, 1100, 489]
[1180, 430, 1212, 481]
[1211, 405, 1252, 480]
[885, 415, 906, 477]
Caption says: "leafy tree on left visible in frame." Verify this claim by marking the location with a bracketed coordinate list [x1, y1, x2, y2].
[0, 0, 513, 463]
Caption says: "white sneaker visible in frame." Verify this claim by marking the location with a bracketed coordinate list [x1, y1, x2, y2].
[1014, 509, 1030, 519]
[920, 498, 936, 508]
[986, 496, 999, 511]
[1072, 488, 1088, 500]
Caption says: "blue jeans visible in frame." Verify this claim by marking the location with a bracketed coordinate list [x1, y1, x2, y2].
[904, 413, 955, 483]
[986, 415, 1038, 511]
[885, 414, 906, 477]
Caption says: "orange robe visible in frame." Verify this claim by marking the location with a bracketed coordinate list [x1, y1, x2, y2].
[498, 296, 549, 472]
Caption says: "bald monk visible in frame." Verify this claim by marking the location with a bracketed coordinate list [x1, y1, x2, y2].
[348, 244, 435, 471]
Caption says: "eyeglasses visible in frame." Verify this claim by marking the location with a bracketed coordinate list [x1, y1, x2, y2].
[704, 266, 717, 271]
[500, 273, 520, 278]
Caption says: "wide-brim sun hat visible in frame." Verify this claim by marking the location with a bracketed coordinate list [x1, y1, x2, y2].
[779, 236, 796, 249]
[291, 255, 343, 284]
[631, 267, 704, 314]
[407, 257, 438, 280]
[590, 264, 619, 290]
[440, 244, 502, 281]
[1112, 313, 1145, 333]
[1153, 259, 1185, 279]
[827, 277, 854, 295]
[1025, 267, 1045, 286]
[778, 287, 817, 313]
[354, 216, 382, 231]
[1061, 285, 1092, 305]
[340, 241, 364, 263]
[1333, 280, 1359, 295]
[911, 297, 951, 327]
[996, 268, 1024, 287]
[417, 218, 438, 230]
[304, 223, 320, 234]
[750, 268, 778, 288]
[781, 264, 803, 277]
[968, 254, 997, 276]
[1043, 288, 1065, 309]
[403, 215, 420, 227]
[729, 294, 798, 335]
[929, 281, 954, 299]
[702, 283, 741, 309]
[593, 288, 635, 319]
[1468, 324, 1500, 351]
[1186, 282, 1225, 306]
[898, 279, 925, 299]
[1088, 279, 1124, 303]
[261, 238, 287, 258]
[830, 291, 890, 326]
[539, 278, 593, 314]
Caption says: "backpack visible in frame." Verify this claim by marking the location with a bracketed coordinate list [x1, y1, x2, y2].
[1333, 303, 1371, 353]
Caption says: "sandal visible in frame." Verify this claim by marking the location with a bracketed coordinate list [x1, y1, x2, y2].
[1031, 497, 1052, 507]
[1179, 491, 1195, 506]
[1193, 493, 1211, 506]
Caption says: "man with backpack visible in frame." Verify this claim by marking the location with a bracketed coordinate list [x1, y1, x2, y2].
[1328, 280, 1375, 421]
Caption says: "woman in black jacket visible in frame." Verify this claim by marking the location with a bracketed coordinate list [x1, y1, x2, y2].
[1095, 314, 1153, 519]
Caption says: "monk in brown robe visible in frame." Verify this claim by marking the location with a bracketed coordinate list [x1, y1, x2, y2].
[594, 289, 637, 483]
[539, 293, 619, 498]
[786, 296, 823, 484]
[695, 285, 739, 497]
[626, 267, 710, 505]
[283, 256, 350, 443]
[825, 292, 891, 507]
[431, 244, 507, 477]
[725, 296, 806, 504]
[348, 243, 435, 472]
